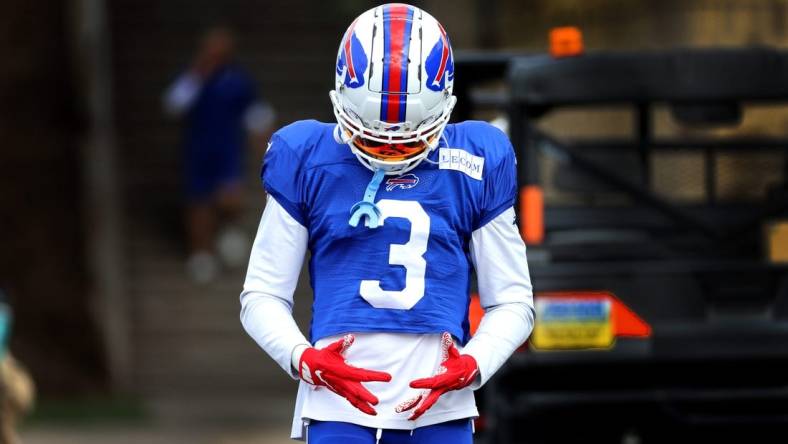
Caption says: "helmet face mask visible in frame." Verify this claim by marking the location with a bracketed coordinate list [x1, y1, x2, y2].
[331, 3, 456, 175]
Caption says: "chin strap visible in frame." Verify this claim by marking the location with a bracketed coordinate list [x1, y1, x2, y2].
[349, 168, 386, 228]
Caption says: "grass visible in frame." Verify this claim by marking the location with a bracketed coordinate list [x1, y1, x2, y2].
[22, 396, 150, 427]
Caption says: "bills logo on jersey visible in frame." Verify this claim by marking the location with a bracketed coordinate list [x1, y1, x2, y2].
[385, 173, 419, 191]
[425, 23, 454, 92]
[336, 20, 368, 88]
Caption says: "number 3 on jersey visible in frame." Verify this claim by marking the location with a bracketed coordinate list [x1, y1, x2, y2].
[359, 199, 430, 309]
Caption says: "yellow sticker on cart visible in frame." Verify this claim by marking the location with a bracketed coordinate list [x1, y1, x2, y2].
[532, 297, 614, 350]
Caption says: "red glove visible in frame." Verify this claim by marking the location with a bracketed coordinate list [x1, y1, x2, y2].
[299, 334, 392, 415]
[396, 332, 479, 420]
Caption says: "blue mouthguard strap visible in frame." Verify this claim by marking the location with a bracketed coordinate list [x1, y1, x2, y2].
[348, 168, 386, 228]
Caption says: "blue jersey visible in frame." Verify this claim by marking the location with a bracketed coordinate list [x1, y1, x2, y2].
[262, 120, 516, 344]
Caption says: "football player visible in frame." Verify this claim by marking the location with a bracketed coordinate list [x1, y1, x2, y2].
[241, 4, 534, 443]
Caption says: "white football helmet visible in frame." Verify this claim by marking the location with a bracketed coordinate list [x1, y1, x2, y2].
[330, 3, 457, 175]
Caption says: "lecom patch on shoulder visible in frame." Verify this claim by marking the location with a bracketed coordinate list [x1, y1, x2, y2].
[438, 148, 485, 180]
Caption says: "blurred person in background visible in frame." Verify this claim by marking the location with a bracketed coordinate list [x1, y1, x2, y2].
[241, 4, 533, 442]
[0, 289, 35, 444]
[164, 26, 275, 283]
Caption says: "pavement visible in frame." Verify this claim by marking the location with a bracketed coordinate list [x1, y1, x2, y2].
[22, 424, 294, 444]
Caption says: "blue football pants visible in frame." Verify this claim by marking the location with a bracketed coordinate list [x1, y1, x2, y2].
[307, 419, 473, 444]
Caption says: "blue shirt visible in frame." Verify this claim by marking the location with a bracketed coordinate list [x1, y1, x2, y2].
[184, 64, 256, 158]
[262, 120, 517, 344]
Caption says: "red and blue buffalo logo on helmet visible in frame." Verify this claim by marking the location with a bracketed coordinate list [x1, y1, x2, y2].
[336, 20, 369, 89]
[425, 23, 454, 92]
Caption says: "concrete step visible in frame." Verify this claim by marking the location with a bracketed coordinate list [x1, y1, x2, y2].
[133, 364, 273, 387]
[146, 392, 296, 426]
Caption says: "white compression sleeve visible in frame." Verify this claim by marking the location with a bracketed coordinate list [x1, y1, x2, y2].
[240, 196, 311, 379]
[162, 72, 203, 116]
[462, 207, 535, 388]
